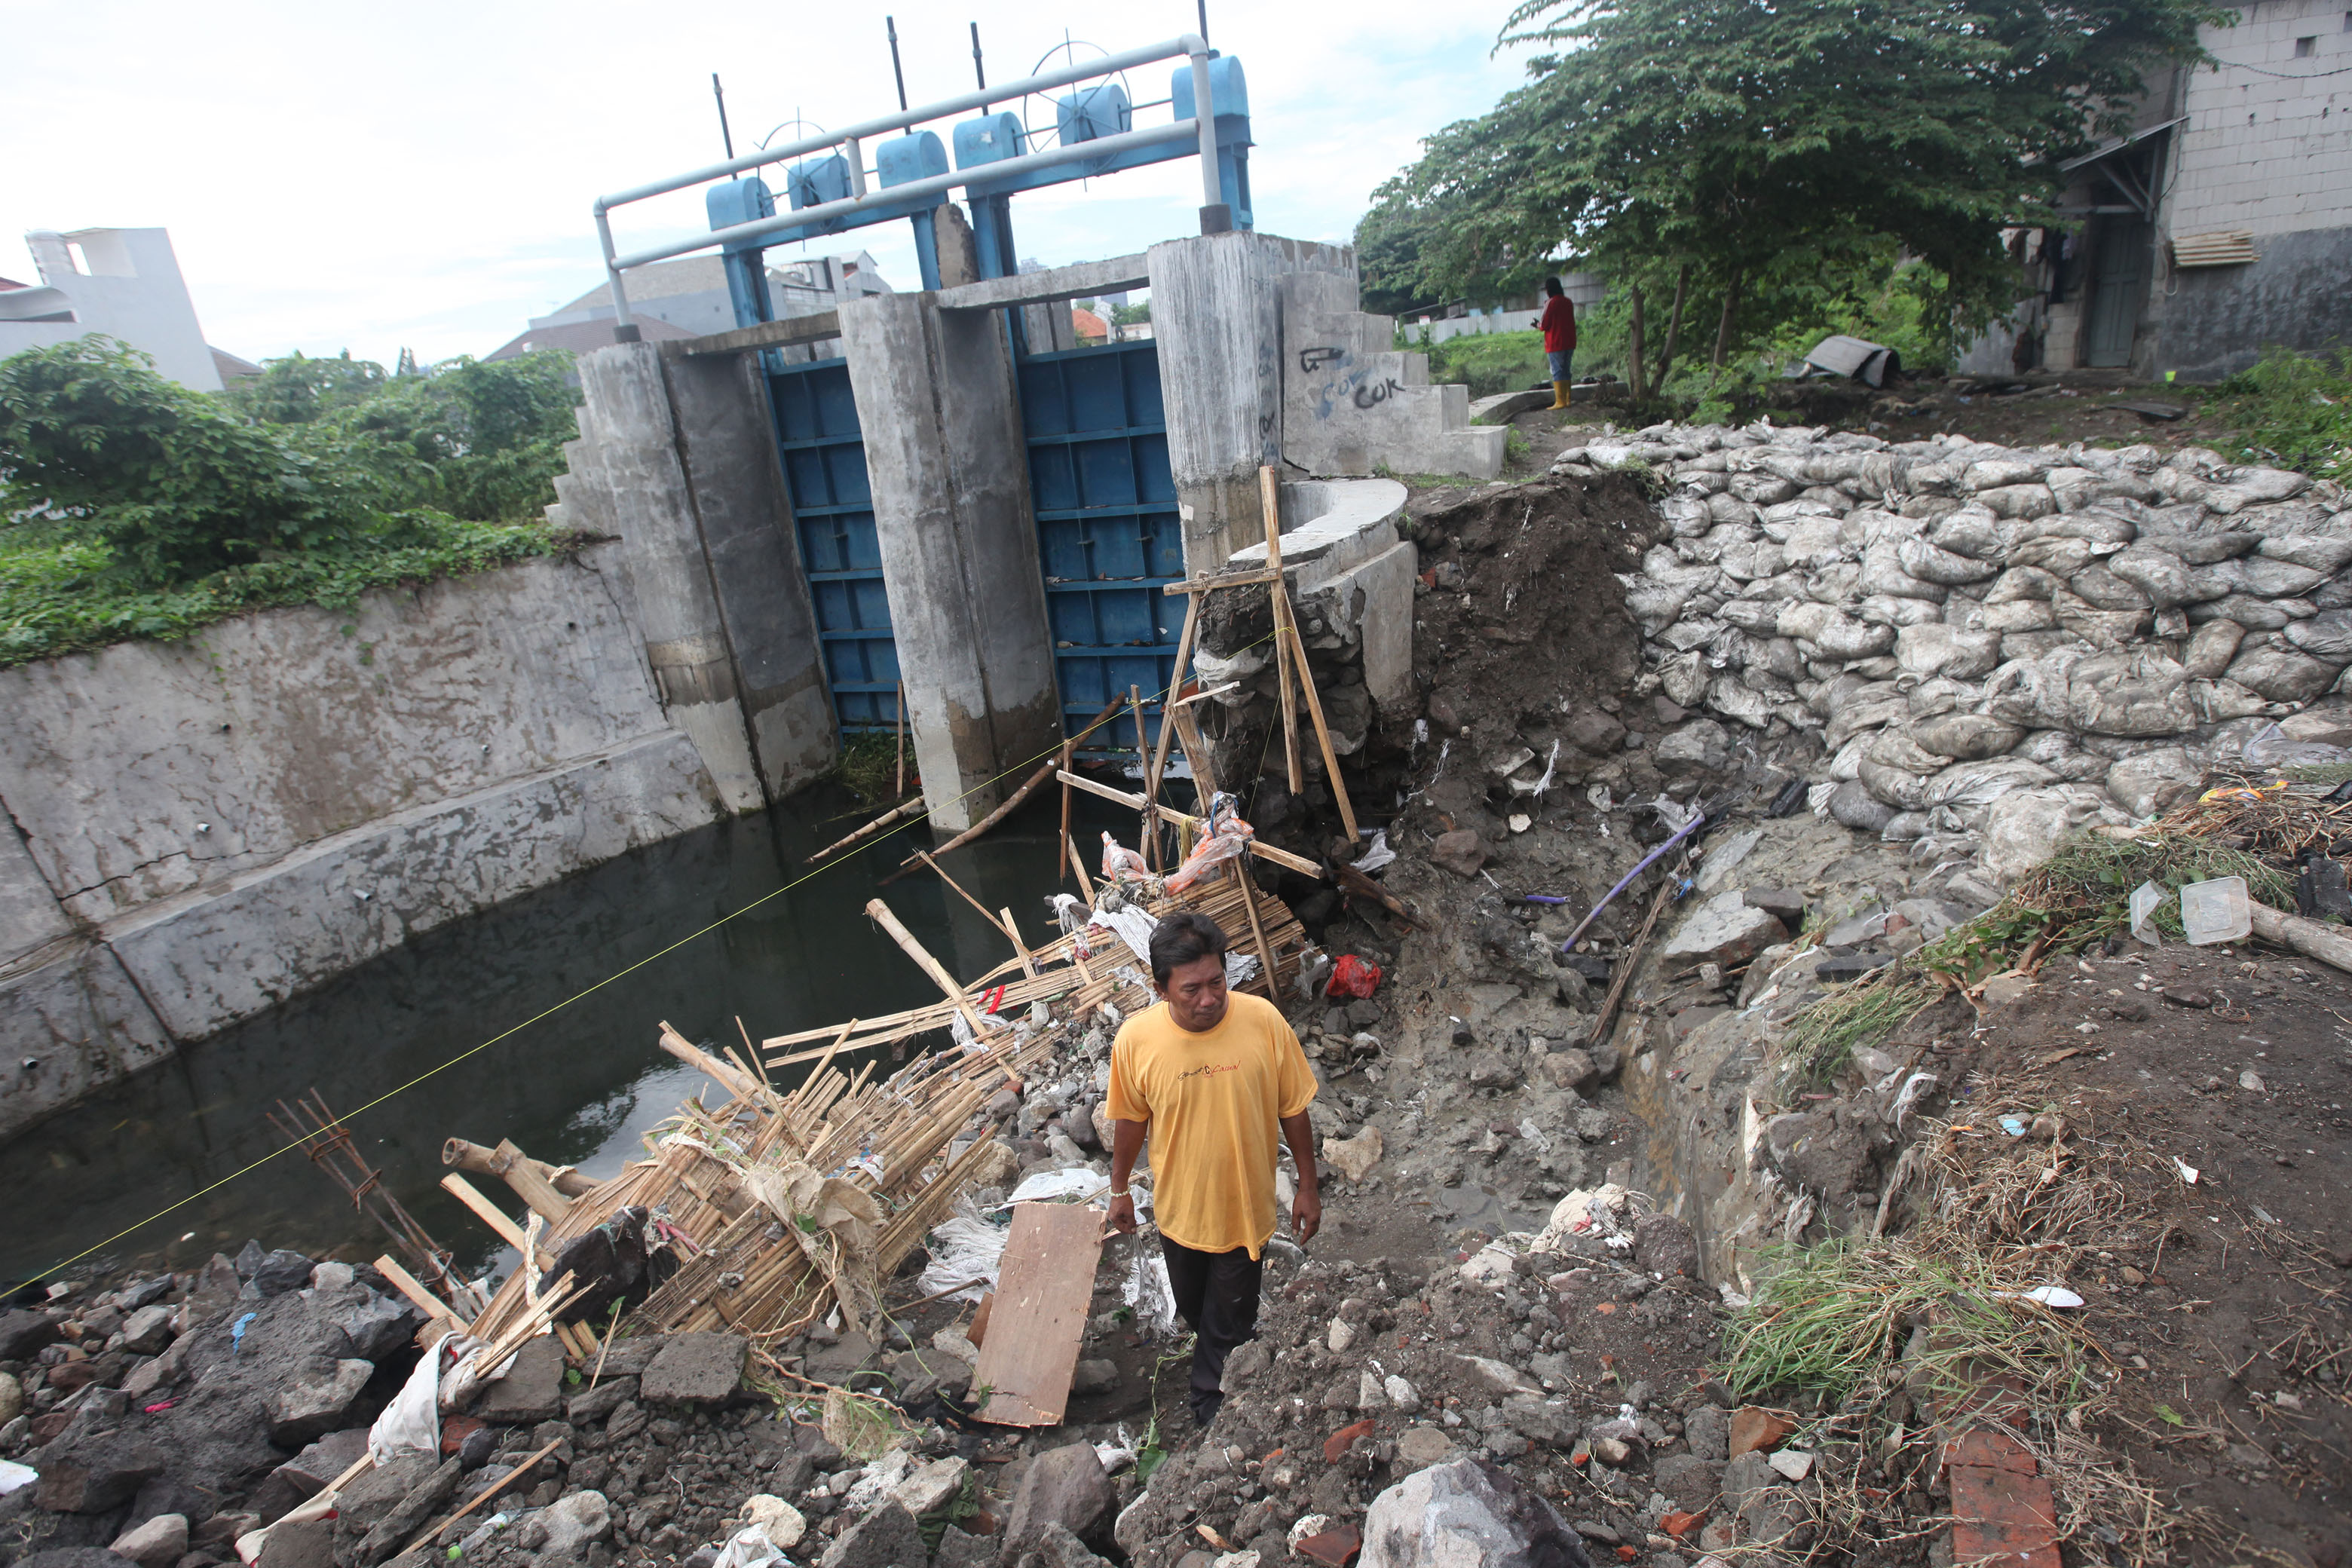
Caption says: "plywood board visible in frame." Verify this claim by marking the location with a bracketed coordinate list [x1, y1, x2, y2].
[972, 1203, 1105, 1426]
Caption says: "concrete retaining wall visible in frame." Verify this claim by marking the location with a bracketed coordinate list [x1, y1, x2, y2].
[0, 548, 730, 1139]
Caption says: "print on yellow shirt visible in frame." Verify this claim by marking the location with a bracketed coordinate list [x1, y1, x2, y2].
[1106, 991, 1318, 1257]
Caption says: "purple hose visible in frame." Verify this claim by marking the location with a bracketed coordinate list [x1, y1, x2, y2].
[1560, 810, 1707, 952]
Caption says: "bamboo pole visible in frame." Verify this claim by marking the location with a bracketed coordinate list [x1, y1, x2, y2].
[1055, 772, 1321, 875]
[1129, 683, 1156, 871]
[658, 1022, 770, 1106]
[894, 683, 907, 798]
[1231, 859, 1281, 1000]
[1151, 596, 1201, 794]
[1066, 831, 1096, 902]
[1276, 580, 1360, 841]
[442, 1139, 597, 1198]
[805, 798, 925, 864]
[865, 899, 991, 1037]
[487, 1139, 573, 1223]
[440, 1175, 556, 1269]
[1260, 465, 1302, 792]
[1002, 907, 1040, 980]
[1171, 700, 1219, 798]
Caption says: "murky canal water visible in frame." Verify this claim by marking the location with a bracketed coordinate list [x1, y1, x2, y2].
[2, 788, 1104, 1288]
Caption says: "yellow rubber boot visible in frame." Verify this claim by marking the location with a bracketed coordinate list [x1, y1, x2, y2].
[1549, 379, 1569, 410]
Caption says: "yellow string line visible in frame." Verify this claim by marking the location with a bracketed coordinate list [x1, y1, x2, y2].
[18, 626, 1279, 1288]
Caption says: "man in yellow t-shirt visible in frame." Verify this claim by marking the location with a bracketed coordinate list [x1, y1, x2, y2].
[1107, 910, 1320, 1427]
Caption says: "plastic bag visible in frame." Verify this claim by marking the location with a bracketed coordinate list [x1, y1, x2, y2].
[2242, 721, 2350, 770]
[918, 1214, 1009, 1303]
[369, 1331, 452, 1464]
[712, 1524, 787, 1568]
[1325, 954, 1383, 1000]
[1101, 831, 1150, 884]
[1353, 828, 1397, 874]
[1163, 792, 1256, 893]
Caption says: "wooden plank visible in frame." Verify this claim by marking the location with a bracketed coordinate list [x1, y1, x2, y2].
[440, 1175, 556, 1269]
[1055, 773, 1321, 876]
[1171, 700, 1220, 799]
[972, 1203, 1106, 1426]
[1002, 908, 1040, 981]
[1232, 860, 1282, 1000]
[1149, 597, 1199, 827]
[375, 1254, 466, 1329]
[1277, 581, 1360, 841]
[1261, 466, 1303, 792]
[1162, 568, 1282, 596]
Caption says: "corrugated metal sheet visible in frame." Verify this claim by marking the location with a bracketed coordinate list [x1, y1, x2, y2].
[2171, 230, 2259, 268]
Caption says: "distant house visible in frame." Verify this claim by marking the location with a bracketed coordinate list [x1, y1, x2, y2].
[489, 250, 893, 361]
[1071, 305, 1109, 344]
[1, 228, 250, 391]
[1962, 0, 2351, 380]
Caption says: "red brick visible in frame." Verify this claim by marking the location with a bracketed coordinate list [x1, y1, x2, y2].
[1728, 1405, 1795, 1457]
[1940, 1427, 2038, 1475]
[1294, 1524, 1362, 1566]
[1948, 1462, 2061, 1568]
[1324, 1418, 1376, 1463]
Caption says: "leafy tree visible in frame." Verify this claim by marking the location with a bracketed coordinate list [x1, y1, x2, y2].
[1375, 0, 2219, 387]
[220, 348, 388, 425]
[0, 338, 385, 585]
[318, 352, 580, 522]
[1111, 300, 1153, 327]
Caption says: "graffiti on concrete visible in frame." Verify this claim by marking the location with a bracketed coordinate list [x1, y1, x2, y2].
[1297, 345, 1346, 373]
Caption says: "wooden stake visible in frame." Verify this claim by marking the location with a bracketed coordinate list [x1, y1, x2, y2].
[1129, 683, 1156, 871]
[1151, 595, 1199, 807]
[1002, 907, 1040, 980]
[440, 1175, 556, 1269]
[404, 1438, 563, 1555]
[1231, 859, 1281, 1000]
[912, 849, 1027, 963]
[1171, 700, 1219, 798]
[1065, 831, 1095, 902]
[375, 1254, 467, 1330]
[1055, 772, 1321, 875]
[894, 683, 907, 798]
[657, 1023, 768, 1106]
[1057, 735, 1075, 884]
[1260, 465, 1302, 792]
[807, 797, 926, 864]
[1276, 582, 1360, 841]
[1162, 566, 1283, 596]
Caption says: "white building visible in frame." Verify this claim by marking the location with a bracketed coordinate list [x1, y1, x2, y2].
[0, 228, 234, 391]
[488, 251, 892, 361]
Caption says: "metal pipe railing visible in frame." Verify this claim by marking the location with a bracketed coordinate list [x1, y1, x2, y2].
[592, 33, 1222, 335]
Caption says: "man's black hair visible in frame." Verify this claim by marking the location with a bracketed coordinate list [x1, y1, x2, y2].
[1545, 275, 1564, 296]
[1149, 911, 1230, 986]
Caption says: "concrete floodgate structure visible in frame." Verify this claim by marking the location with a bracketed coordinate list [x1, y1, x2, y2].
[0, 66, 1500, 1134]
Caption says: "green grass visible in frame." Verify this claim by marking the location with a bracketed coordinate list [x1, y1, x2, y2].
[831, 727, 914, 806]
[0, 515, 575, 668]
[1778, 971, 1941, 1089]
[2209, 346, 2352, 480]
[1409, 328, 1551, 399]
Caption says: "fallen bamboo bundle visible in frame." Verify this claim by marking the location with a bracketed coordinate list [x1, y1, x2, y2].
[446, 875, 1312, 1355]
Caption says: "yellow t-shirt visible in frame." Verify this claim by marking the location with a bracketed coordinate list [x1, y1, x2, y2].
[1107, 991, 1318, 1257]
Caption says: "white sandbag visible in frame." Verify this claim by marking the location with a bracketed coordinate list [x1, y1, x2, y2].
[1894, 623, 2003, 680]
[1899, 535, 1999, 585]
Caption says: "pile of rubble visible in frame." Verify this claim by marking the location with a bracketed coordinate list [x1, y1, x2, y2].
[1566, 423, 2352, 886]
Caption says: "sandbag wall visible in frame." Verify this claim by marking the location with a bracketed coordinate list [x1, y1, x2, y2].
[1560, 424, 2352, 886]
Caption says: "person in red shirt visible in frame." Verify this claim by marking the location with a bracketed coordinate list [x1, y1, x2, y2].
[1534, 276, 1576, 409]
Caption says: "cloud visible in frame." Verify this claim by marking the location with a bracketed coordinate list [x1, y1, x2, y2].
[0, 0, 1532, 366]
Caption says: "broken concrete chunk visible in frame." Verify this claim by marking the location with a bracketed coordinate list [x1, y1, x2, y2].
[266, 1358, 375, 1448]
[1358, 1457, 1586, 1568]
[641, 1331, 747, 1407]
[1660, 892, 1788, 972]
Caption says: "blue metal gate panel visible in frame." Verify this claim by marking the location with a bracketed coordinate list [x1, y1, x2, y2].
[766, 358, 899, 729]
[1019, 342, 1182, 749]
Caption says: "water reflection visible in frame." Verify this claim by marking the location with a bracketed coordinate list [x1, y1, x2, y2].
[2, 787, 1098, 1286]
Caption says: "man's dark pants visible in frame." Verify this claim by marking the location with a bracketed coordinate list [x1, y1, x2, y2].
[1160, 1236, 1263, 1426]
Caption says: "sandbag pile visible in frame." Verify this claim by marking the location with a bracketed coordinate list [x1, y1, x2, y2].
[1557, 424, 2352, 882]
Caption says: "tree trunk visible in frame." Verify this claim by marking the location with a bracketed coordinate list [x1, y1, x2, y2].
[1708, 268, 1747, 376]
[1653, 265, 1690, 390]
[1627, 284, 1648, 403]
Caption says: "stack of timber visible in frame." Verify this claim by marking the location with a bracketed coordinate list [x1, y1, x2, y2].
[437, 871, 1309, 1361]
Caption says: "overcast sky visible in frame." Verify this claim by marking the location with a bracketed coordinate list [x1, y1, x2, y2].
[1, 0, 1537, 368]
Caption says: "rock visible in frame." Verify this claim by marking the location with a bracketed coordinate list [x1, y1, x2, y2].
[893, 1456, 971, 1517]
[1430, 831, 1489, 878]
[1395, 1427, 1454, 1466]
[820, 1503, 924, 1568]
[38, 1439, 167, 1513]
[1327, 1319, 1358, 1354]
[332, 1455, 439, 1537]
[250, 1251, 315, 1297]
[1683, 1405, 1729, 1462]
[1654, 720, 1732, 777]
[0, 1308, 63, 1361]
[1384, 1375, 1421, 1413]
[1359, 1457, 1591, 1568]
[1069, 1359, 1119, 1396]
[1634, 1213, 1700, 1278]
[179, 1255, 242, 1331]
[0, 1370, 21, 1426]
[253, 1517, 336, 1568]
[517, 1490, 611, 1561]
[1454, 1355, 1539, 1398]
[1466, 1052, 1521, 1090]
[1324, 1127, 1384, 1183]
[1651, 1456, 1722, 1512]
[1590, 1437, 1635, 1467]
[743, 1494, 807, 1548]
[1013, 1521, 1115, 1568]
[248, 1428, 372, 1524]
[1502, 1396, 1579, 1448]
[1538, 1049, 1599, 1093]
[476, 1334, 567, 1423]
[641, 1331, 747, 1407]
[563, 1375, 637, 1424]
[1767, 1449, 1814, 1481]
[1000, 1442, 1115, 1561]
[1566, 710, 1627, 755]
[2227, 645, 2340, 703]
[356, 1458, 461, 1563]
[1660, 893, 1787, 971]
[1827, 779, 1896, 833]
[118, 1307, 173, 1357]
[105, 1514, 188, 1568]
[266, 1358, 374, 1448]
[1728, 1406, 1794, 1458]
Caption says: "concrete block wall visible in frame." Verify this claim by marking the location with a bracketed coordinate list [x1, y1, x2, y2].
[0, 550, 729, 1139]
[1279, 271, 1507, 482]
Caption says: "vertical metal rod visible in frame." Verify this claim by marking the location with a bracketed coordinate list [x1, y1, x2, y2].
[712, 72, 735, 159]
[1190, 46, 1223, 213]
[1198, 0, 1211, 44]
[970, 21, 988, 106]
[887, 16, 911, 127]
[595, 208, 640, 341]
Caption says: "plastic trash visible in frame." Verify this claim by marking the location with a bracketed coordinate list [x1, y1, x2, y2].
[370, 1334, 450, 1462]
[1999, 1285, 2085, 1309]
[2173, 1156, 2200, 1186]
[1325, 954, 1383, 1000]
[1999, 1116, 2028, 1138]
[918, 1214, 1009, 1303]
[0, 1460, 35, 1498]
[1000, 1168, 1111, 1207]
[1100, 831, 1150, 884]
[1163, 792, 1257, 894]
[2129, 880, 2170, 946]
[1354, 828, 1398, 874]
[2179, 875, 2252, 945]
[711, 1523, 788, 1568]
[2240, 721, 2351, 770]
